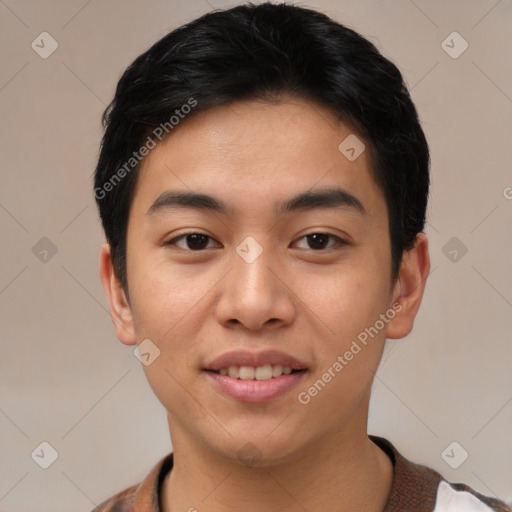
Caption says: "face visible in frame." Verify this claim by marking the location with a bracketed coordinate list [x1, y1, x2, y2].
[101, 96, 426, 466]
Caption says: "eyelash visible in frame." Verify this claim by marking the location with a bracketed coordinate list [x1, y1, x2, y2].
[164, 232, 348, 251]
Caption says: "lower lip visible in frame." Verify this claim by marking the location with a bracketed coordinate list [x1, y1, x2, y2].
[204, 370, 307, 403]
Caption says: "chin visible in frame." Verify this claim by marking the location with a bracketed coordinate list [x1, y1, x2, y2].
[209, 429, 309, 469]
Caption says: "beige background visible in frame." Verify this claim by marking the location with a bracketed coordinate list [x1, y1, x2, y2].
[1, 0, 511, 510]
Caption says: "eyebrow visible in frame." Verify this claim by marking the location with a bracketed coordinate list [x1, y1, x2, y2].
[146, 187, 366, 217]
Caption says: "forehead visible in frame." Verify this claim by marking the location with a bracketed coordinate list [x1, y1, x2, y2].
[131, 97, 386, 221]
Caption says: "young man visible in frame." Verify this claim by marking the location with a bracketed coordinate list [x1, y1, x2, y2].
[93, 3, 511, 511]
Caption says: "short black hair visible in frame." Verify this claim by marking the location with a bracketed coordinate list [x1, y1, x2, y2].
[94, 1, 430, 296]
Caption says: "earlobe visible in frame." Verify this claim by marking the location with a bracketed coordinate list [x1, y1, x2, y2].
[386, 232, 430, 340]
[99, 242, 137, 346]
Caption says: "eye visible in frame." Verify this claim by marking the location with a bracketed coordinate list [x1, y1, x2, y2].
[164, 232, 347, 252]
[292, 232, 347, 250]
[164, 232, 221, 251]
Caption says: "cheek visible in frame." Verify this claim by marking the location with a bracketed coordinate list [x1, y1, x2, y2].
[298, 263, 390, 351]
[128, 256, 209, 337]
[130, 270, 207, 415]
[295, 271, 389, 417]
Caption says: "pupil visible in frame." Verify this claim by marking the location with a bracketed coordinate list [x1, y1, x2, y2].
[187, 234, 208, 250]
[308, 233, 328, 250]
[185, 234, 329, 250]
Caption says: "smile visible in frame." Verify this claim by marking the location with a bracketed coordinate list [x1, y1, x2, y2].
[204, 367, 307, 402]
[211, 364, 303, 380]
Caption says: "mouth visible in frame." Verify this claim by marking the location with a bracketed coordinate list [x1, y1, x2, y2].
[205, 364, 306, 381]
[203, 349, 309, 402]
[202, 348, 308, 403]
[204, 368, 307, 402]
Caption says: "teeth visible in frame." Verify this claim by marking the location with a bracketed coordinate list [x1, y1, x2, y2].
[239, 366, 255, 380]
[255, 364, 272, 380]
[272, 364, 283, 377]
[216, 364, 299, 380]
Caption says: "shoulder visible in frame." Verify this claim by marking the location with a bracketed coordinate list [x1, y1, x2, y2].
[434, 480, 512, 512]
[94, 485, 138, 512]
[369, 435, 511, 512]
[91, 452, 174, 512]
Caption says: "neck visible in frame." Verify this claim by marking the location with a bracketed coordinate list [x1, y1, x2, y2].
[161, 404, 393, 512]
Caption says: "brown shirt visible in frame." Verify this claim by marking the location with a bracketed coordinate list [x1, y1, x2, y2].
[94, 435, 511, 512]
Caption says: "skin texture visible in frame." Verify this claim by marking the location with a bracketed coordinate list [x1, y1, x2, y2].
[100, 96, 430, 512]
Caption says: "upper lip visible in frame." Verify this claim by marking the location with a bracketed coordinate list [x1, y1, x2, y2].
[204, 349, 308, 371]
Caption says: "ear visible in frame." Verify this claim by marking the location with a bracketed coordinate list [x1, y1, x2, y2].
[99, 242, 137, 346]
[386, 232, 430, 339]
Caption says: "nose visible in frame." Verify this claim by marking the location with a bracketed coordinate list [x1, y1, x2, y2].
[214, 241, 296, 332]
